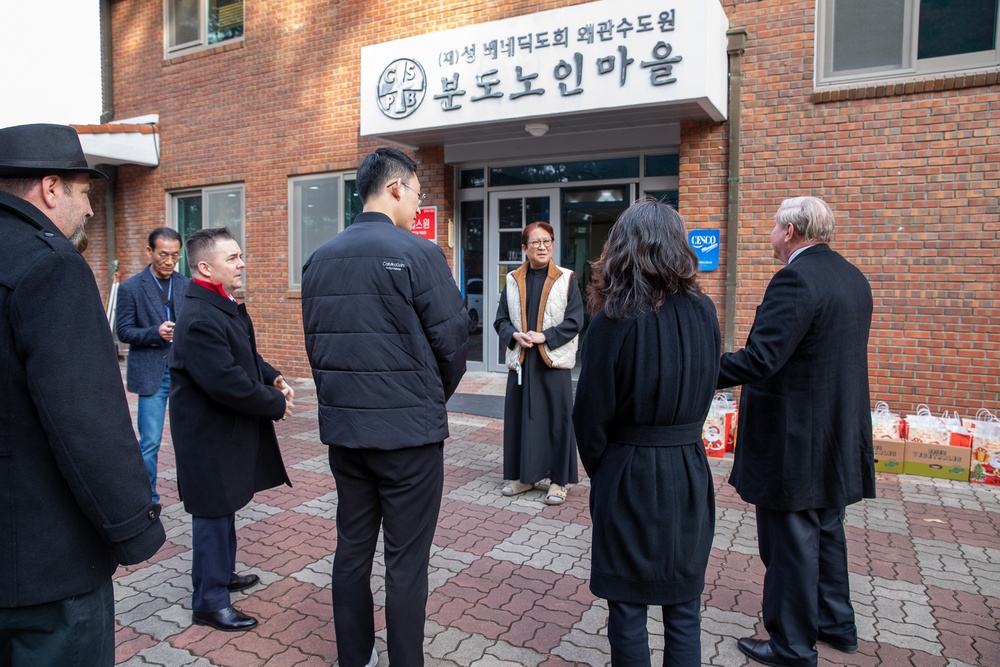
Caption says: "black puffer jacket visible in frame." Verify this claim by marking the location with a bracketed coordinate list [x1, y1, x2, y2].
[302, 212, 468, 449]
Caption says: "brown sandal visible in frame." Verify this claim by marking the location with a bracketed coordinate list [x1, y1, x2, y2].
[545, 483, 567, 505]
[502, 480, 534, 496]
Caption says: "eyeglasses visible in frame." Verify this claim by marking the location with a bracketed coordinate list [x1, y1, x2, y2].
[389, 180, 427, 204]
[527, 238, 553, 249]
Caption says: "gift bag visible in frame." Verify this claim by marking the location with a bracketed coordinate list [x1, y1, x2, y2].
[871, 401, 905, 473]
[703, 393, 735, 459]
[872, 401, 905, 440]
[964, 409, 1000, 485]
[727, 409, 738, 453]
[904, 405, 950, 446]
[941, 410, 973, 448]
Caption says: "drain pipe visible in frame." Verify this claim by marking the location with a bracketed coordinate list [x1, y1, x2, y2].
[99, 0, 114, 124]
[724, 28, 748, 352]
[104, 166, 118, 285]
[99, 0, 118, 290]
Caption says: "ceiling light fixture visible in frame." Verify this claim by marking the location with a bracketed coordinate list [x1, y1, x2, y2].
[525, 123, 549, 137]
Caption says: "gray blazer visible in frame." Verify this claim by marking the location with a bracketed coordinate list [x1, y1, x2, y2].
[116, 266, 190, 395]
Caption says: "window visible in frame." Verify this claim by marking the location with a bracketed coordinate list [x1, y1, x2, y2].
[166, 0, 244, 55]
[644, 154, 680, 178]
[490, 157, 639, 187]
[817, 0, 999, 86]
[459, 200, 484, 361]
[459, 168, 485, 189]
[288, 173, 360, 288]
[170, 184, 245, 277]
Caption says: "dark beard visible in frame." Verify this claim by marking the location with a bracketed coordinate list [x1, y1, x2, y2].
[68, 223, 88, 253]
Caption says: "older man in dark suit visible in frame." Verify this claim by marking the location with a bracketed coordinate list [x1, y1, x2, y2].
[169, 227, 293, 631]
[116, 227, 190, 503]
[717, 196, 875, 667]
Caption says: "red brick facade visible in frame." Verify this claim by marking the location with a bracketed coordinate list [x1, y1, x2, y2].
[96, 0, 998, 414]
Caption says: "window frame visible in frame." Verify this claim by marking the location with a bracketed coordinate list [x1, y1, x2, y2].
[815, 0, 1000, 88]
[164, 0, 245, 58]
[287, 171, 358, 290]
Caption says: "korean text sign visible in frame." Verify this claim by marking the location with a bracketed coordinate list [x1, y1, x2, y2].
[361, 0, 729, 137]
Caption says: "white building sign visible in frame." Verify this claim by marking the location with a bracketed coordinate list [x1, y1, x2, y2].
[360, 0, 729, 138]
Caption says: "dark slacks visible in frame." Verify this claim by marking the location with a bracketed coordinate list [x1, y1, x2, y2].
[192, 514, 237, 613]
[0, 579, 114, 667]
[328, 442, 444, 667]
[607, 597, 701, 667]
[756, 506, 856, 667]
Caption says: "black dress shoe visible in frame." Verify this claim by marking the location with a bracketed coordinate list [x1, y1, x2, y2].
[192, 606, 258, 631]
[227, 573, 260, 592]
[737, 638, 794, 667]
[818, 632, 859, 654]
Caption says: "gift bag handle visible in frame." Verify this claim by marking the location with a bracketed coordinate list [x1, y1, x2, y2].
[975, 408, 998, 423]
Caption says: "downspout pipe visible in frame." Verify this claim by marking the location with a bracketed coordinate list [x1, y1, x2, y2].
[99, 0, 117, 289]
[724, 28, 748, 352]
[99, 0, 114, 124]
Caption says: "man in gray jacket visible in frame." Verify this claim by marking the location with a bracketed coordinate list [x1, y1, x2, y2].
[301, 147, 468, 667]
[116, 226, 190, 503]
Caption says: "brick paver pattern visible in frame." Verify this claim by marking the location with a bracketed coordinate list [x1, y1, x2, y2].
[113, 371, 1000, 666]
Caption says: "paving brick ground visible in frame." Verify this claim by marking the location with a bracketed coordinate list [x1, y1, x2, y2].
[114, 370, 1000, 666]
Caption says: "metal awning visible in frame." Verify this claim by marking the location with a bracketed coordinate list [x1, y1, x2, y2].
[73, 117, 159, 168]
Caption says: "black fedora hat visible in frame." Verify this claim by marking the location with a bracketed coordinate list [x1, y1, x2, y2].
[0, 123, 107, 179]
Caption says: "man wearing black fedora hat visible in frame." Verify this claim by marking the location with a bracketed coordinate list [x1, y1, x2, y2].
[0, 124, 166, 666]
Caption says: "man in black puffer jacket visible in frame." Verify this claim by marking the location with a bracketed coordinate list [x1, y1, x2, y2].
[302, 147, 468, 667]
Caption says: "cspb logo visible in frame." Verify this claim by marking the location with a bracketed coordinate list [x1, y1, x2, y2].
[688, 229, 720, 271]
[377, 58, 426, 119]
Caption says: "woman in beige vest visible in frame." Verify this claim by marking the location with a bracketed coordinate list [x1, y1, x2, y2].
[493, 221, 584, 505]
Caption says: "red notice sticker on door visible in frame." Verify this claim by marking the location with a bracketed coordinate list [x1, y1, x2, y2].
[412, 206, 436, 240]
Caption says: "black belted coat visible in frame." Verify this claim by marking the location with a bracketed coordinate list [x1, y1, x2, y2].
[573, 291, 721, 605]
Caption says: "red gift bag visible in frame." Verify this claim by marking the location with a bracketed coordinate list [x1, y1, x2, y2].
[703, 394, 736, 459]
[965, 409, 1000, 485]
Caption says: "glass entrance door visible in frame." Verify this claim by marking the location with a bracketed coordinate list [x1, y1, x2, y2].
[485, 189, 560, 373]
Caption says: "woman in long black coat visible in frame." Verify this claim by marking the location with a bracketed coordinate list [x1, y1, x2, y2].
[573, 198, 721, 667]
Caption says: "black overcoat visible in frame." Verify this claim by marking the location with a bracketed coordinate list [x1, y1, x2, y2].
[0, 193, 164, 608]
[718, 244, 876, 511]
[573, 291, 721, 605]
[169, 284, 290, 517]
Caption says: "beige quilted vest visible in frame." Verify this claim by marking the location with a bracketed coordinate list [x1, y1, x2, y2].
[504, 261, 578, 372]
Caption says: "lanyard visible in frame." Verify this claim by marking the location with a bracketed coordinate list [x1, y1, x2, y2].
[150, 267, 173, 321]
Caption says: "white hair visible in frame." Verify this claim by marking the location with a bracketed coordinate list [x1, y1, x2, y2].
[775, 196, 835, 243]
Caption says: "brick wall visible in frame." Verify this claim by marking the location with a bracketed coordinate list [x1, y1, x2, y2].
[105, 0, 998, 413]
[714, 0, 1000, 414]
[83, 178, 111, 305]
[107, 0, 594, 377]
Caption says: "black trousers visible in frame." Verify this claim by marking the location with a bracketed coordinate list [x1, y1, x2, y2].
[756, 506, 856, 667]
[607, 597, 701, 667]
[191, 513, 237, 613]
[0, 579, 114, 667]
[329, 442, 444, 667]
